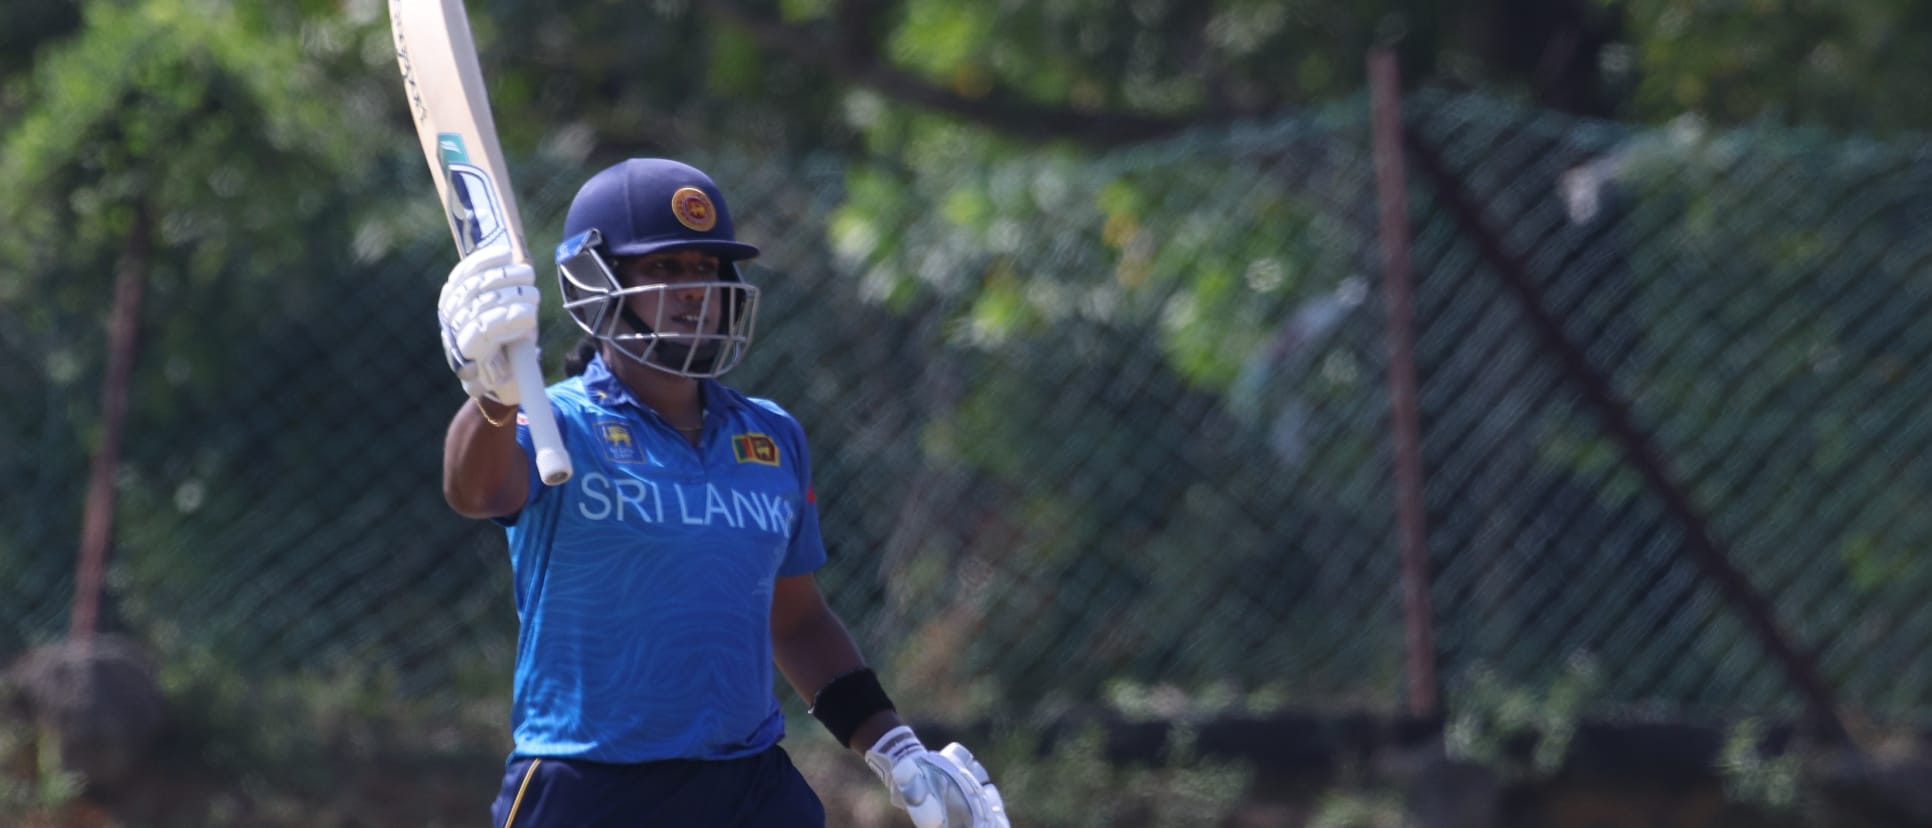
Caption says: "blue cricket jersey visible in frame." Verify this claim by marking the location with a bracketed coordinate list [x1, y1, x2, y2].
[499, 354, 827, 763]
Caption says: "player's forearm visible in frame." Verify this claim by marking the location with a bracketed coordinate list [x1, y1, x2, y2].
[774, 618, 904, 750]
[773, 606, 866, 703]
[771, 575, 905, 750]
[442, 400, 531, 518]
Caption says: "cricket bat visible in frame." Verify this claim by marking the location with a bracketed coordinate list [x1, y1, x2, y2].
[389, 0, 571, 485]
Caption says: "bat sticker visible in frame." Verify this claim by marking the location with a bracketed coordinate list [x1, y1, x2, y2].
[437, 133, 509, 254]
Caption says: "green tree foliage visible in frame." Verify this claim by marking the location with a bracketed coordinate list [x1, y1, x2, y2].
[0, 0, 424, 659]
[2, 0, 391, 421]
[6, 0, 1932, 717]
[1616, 0, 1932, 131]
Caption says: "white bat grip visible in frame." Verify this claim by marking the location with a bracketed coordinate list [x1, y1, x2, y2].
[506, 338, 572, 485]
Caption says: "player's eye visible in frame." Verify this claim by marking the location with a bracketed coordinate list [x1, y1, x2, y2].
[640, 259, 719, 279]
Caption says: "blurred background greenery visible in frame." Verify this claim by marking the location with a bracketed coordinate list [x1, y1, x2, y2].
[5, 1, 1932, 825]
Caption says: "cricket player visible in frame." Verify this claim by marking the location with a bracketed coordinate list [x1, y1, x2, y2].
[438, 157, 1010, 827]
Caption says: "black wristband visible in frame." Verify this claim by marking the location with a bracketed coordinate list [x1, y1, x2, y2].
[808, 667, 895, 748]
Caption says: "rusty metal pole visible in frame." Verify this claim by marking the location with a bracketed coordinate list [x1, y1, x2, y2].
[1369, 49, 1438, 718]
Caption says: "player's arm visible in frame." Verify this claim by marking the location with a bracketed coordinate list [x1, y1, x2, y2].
[437, 246, 541, 519]
[771, 574, 1011, 828]
[443, 398, 529, 518]
[770, 573, 901, 748]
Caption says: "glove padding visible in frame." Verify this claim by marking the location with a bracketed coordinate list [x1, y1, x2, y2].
[865, 726, 1010, 828]
[438, 246, 540, 405]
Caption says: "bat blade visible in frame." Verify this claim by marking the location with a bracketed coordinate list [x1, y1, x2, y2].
[390, 0, 571, 486]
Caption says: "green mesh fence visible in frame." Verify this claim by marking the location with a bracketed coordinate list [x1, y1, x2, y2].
[1407, 90, 1932, 722]
[5, 91, 1931, 730]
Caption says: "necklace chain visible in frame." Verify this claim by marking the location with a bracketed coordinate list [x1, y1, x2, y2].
[657, 402, 704, 435]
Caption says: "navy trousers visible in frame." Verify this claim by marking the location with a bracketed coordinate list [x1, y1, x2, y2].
[490, 745, 826, 827]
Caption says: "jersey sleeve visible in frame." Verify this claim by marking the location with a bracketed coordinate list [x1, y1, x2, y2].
[777, 413, 828, 577]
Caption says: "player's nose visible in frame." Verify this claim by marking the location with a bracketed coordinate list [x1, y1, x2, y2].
[674, 282, 712, 304]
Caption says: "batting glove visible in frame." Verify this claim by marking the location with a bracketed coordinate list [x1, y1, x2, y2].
[437, 246, 540, 405]
[865, 726, 1011, 828]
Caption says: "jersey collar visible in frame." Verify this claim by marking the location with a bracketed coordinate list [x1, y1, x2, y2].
[581, 352, 741, 419]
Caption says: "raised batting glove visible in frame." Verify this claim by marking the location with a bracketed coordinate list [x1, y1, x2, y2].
[438, 246, 540, 405]
[865, 726, 1010, 828]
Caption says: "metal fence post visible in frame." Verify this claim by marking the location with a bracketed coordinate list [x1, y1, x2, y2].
[1370, 48, 1439, 719]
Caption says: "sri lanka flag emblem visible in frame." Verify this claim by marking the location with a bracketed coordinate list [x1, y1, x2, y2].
[733, 433, 780, 466]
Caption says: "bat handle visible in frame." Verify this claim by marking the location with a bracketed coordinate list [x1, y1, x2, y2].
[506, 338, 573, 486]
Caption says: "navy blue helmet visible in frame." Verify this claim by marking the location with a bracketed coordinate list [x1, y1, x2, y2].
[555, 159, 761, 378]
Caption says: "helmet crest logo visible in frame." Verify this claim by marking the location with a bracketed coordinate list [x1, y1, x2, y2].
[671, 187, 718, 232]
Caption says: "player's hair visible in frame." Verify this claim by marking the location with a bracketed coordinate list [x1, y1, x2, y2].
[564, 336, 598, 377]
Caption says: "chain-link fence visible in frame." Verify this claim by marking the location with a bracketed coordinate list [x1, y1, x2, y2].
[1406, 90, 1932, 729]
[6, 89, 1931, 734]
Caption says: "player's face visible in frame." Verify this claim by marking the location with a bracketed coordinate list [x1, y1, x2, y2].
[616, 250, 726, 336]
